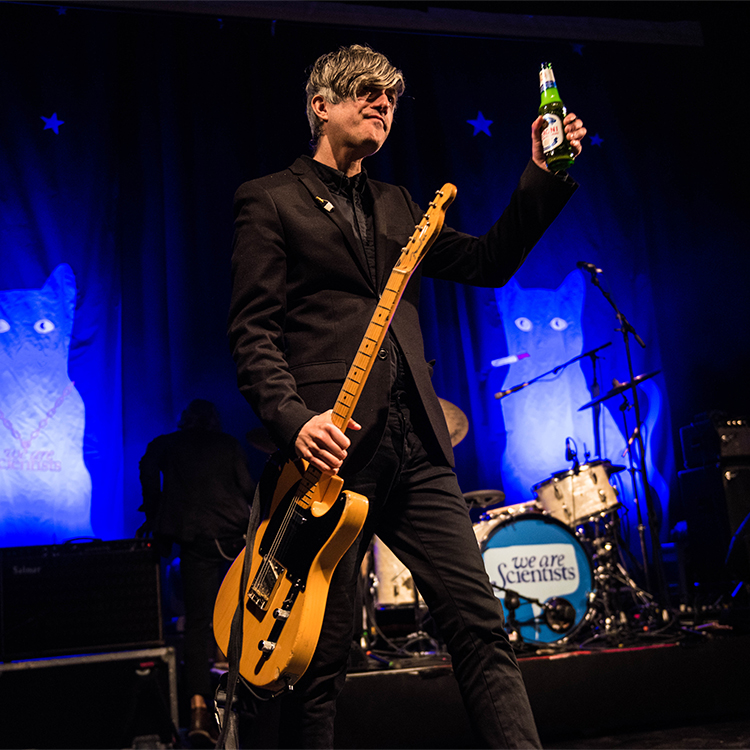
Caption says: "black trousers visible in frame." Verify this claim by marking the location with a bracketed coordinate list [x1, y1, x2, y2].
[274, 391, 541, 749]
[180, 535, 246, 700]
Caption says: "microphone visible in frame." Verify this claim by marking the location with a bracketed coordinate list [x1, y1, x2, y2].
[577, 261, 602, 274]
[565, 437, 576, 462]
[565, 437, 580, 473]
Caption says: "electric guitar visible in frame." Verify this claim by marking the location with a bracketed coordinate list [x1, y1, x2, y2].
[213, 182, 457, 692]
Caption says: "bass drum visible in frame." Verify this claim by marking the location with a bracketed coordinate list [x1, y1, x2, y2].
[475, 512, 594, 645]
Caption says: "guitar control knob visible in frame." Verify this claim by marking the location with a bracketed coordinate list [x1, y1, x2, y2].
[273, 608, 290, 620]
[259, 640, 276, 655]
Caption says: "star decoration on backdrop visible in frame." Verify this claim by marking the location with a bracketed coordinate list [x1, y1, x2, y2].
[41, 113, 65, 134]
[571, 43, 585, 56]
[590, 133, 604, 147]
[467, 111, 493, 137]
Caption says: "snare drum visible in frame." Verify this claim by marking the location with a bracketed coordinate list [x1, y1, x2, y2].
[532, 460, 622, 526]
[372, 536, 425, 608]
[475, 513, 594, 644]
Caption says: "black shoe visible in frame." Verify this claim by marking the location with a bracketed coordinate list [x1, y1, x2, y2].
[188, 706, 218, 748]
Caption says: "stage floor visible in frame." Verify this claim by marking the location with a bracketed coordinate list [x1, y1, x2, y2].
[333, 631, 750, 749]
[4, 628, 748, 748]
[546, 716, 750, 749]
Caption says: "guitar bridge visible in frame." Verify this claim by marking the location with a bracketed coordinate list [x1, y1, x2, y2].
[247, 557, 285, 611]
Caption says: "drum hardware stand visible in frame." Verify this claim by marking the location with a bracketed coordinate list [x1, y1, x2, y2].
[493, 586, 524, 643]
[578, 263, 670, 612]
[582, 512, 659, 643]
[617, 392, 652, 594]
[361, 552, 442, 659]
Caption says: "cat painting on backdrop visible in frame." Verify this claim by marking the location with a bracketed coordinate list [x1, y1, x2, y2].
[494, 269, 631, 506]
[0, 264, 93, 546]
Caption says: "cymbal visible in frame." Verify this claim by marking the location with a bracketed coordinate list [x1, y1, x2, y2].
[578, 370, 661, 411]
[439, 397, 469, 446]
[246, 427, 277, 454]
[463, 489, 505, 508]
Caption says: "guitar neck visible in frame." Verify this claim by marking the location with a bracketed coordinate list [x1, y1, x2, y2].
[331, 266, 410, 432]
[294, 268, 409, 507]
[295, 183, 456, 507]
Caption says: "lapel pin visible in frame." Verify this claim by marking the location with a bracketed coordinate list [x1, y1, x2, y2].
[315, 196, 334, 213]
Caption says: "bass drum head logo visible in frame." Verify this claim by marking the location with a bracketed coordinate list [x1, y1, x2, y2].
[481, 514, 593, 643]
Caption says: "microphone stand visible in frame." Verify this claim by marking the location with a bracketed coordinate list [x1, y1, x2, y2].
[581, 343, 611, 459]
[581, 268, 670, 612]
[494, 342, 612, 401]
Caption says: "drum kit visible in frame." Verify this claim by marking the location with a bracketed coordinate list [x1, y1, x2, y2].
[361, 374, 663, 655]
[470, 456, 657, 650]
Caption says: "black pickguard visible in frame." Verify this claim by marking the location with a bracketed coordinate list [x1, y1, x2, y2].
[259, 482, 348, 585]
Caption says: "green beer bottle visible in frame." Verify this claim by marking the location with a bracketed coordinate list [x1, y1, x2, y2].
[538, 62, 575, 171]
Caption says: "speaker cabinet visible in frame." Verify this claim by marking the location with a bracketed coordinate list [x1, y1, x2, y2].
[0, 538, 162, 661]
[676, 464, 750, 591]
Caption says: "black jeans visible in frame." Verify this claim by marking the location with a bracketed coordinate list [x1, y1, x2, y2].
[180, 535, 246, 700]
[274, 391, 541, 749]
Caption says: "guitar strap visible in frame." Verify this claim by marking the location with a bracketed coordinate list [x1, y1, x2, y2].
[215, 454, 282, 749]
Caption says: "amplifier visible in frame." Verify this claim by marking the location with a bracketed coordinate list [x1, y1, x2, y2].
[0, 538, 163, 661]
[680, 412, 750, 469]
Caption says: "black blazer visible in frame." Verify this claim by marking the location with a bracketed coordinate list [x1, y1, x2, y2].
[228, 157, 576, 474]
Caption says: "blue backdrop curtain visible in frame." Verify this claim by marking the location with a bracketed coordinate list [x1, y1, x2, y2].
[0, 2, 747, 555]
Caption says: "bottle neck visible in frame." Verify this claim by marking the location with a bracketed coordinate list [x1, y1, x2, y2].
[539, 66, 563, 105]
[540, 83, 563, 106]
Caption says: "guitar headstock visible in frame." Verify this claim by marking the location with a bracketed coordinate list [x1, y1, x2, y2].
[395, 183, 457, 272]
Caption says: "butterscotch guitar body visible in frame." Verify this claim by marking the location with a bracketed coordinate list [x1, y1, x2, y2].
[213, 458, 368, 692]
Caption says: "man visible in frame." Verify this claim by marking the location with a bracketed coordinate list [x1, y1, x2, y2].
[139, 400, 254, 747]
[228, 45, 586, 748]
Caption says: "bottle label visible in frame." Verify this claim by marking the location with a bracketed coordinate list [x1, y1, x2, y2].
[539, 67, 557, 93]
[541, 113, 564, 153]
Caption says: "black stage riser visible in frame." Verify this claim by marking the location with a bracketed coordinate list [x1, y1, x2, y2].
[333, 636, 750, 748]
[0, 648, 178, 750]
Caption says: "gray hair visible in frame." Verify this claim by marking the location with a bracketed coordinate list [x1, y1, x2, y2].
[305, 44, 405, 146]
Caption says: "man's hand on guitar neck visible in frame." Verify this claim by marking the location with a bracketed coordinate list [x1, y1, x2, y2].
[295, 409, 362, 474]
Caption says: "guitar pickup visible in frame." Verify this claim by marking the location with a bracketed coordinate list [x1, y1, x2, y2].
[248, 557, 285, 611]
